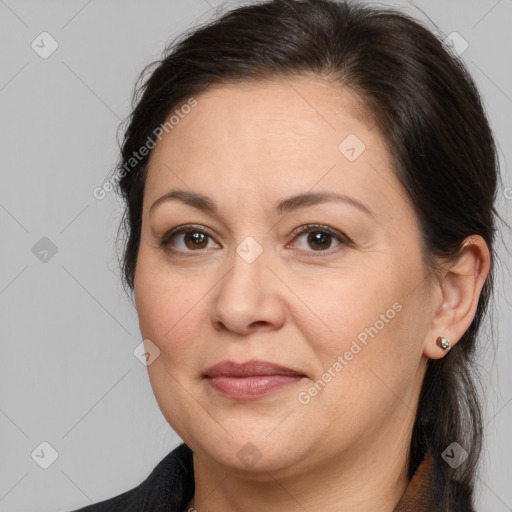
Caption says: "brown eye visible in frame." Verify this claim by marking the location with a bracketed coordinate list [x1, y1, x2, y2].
[183, 231, 209, 250]
[289, 224, 350, 256]
[306, 231, 334, 251]
[160, 223, 350, 257]
[160, 225, 219, 254]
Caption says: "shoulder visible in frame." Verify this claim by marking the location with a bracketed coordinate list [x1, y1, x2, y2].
[66, 484, 143, 512]
[64, 443, 194, 512]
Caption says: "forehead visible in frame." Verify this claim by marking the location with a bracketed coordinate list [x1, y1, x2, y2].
[144, 77, 408, 222]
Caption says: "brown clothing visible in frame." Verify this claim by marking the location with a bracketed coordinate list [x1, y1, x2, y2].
[394, 451, 438, 511]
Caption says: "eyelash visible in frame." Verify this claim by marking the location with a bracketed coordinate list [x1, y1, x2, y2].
[159, 223, 351, 257]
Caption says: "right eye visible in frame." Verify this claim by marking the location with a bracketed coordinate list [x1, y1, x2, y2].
[159, 224, 221, 254]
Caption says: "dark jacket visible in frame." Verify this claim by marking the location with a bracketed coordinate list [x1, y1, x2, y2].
[66, 443, 444, 511]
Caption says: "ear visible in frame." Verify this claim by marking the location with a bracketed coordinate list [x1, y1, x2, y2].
[423, 235, 491, 359]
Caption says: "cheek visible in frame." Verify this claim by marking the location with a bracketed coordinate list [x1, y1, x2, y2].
[135, 247, 196, 338]
[295, 265, 424, 397]
[297, 288, 423, 442]
[134, 247, 221, 382]
[292, 269, 403, 357]
[134, 251, 209, 433]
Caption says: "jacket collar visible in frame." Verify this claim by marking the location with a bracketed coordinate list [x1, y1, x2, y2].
[143, 443, 439, 511]
[393, 451, 439, 511]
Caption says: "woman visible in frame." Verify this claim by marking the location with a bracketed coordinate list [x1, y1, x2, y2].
[69, 0, 500, 510]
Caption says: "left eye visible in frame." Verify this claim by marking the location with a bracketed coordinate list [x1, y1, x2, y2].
[160, 224, 350, 255]
[288, 225, 349, 254]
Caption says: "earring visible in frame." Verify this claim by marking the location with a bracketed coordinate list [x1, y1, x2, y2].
[436, 336, 451, 350]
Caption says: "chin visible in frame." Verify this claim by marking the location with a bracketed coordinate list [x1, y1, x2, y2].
[190, 431, 311, 475]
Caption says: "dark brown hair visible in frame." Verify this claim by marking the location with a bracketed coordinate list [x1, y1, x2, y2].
[112, 1, 502, 509]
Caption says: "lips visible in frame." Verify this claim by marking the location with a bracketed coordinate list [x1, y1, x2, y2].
[203, 360, 306, 378]
[203, 360, 307, 399]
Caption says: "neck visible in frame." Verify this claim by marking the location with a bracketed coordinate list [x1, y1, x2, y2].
[186, 425, 413, 512]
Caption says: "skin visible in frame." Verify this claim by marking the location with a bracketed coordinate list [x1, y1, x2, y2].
[133, 76, 491, 512]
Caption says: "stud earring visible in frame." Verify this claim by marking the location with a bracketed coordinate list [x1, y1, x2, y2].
[436, 336, 451, 350]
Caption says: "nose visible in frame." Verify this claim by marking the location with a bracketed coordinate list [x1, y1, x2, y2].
[210, 246, 286, 335]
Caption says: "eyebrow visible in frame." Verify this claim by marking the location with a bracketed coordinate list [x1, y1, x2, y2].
[148, 189, 375, 218]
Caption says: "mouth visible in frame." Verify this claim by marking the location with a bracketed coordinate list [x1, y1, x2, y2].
[202, 360, 307, 399]
[203, 359, 306, 378]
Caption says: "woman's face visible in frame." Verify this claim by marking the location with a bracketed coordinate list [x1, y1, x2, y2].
[134, 77, 435, 474]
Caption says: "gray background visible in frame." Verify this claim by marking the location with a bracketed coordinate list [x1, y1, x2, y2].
[0, 0, 510, 510]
